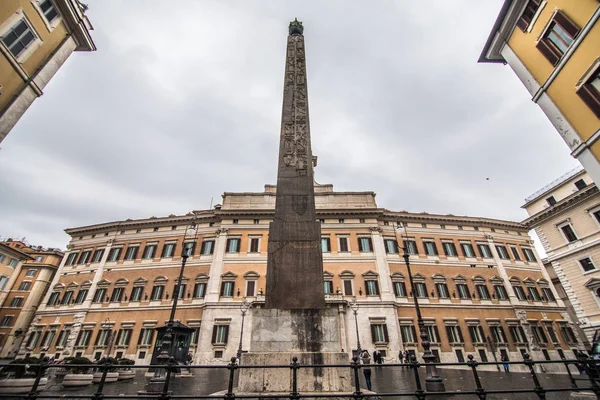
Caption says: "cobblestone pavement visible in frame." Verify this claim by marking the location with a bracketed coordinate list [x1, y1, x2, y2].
[39, 365, 595, 399]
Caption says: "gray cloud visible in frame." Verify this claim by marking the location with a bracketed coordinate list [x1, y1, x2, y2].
[0, 0, 580, 249]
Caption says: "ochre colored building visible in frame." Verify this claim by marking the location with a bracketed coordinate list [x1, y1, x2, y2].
[0, 0, 95, 144]
[0, 239, 63, 357]
[480, 0, 600, 183]
[24, 184, 583, 371]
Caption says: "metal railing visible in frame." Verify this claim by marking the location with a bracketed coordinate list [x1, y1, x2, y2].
[1, 352, 600, 399]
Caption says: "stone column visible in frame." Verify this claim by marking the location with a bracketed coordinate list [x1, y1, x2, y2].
[338, 304, 348, 353]
[205, 229, 229, 303]
[370, 227, 394, 301]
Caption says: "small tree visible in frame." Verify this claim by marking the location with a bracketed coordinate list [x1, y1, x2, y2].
[64, 356, 93, 374]
[0, 357, 42, 379]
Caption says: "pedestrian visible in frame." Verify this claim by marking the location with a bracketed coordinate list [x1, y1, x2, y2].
[501, 355, 509, 373]
[186, 352, 193, 373]
[361, 350, 372, 391]
[404, 350, 411, 366]
[399, 350, 403, 365]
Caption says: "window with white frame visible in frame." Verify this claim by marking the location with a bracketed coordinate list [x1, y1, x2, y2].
[358, 237, 373, 252]
[220, 281, 235, 297]
[425, 325, 440, 343]
[558, 222, 578, 243]
[116, 329, 132, 346]
[0, 275, 9, 290]
[508, 325, 527, 343]
[194, 275, 208, 298]
[468, 324, 485, 344]
[138, 328, 155, 346]
[365, 279, 379, 296]
[212, 324, 229, 345]
[249, 237, 260, 253]
[400, 325, 417, 343]
[580, 257, 596, 272]
[1, 17, 38, 59]
[341, 271, 354, 296]
[36, 0, 60, 24]
[371, 323, 389, 343]
[338, 236, 350, 252]
[226, 238, 240, 253]
[490, 325, 508, 343]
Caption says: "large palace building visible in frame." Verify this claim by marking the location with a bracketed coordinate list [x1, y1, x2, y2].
[21, 183, 583, 370]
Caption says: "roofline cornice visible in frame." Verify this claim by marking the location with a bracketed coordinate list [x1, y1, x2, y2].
[522, 185, 599, 227]
[382, 210, 526, 230]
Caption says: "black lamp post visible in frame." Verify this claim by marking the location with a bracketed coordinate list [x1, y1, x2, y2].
[152, 219, 197, 382]
[350, 297, 362, 356]
[402, 245, 445, 392]
[236, 298, 251, 361]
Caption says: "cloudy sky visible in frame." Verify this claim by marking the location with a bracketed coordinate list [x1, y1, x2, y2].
[0, 0, 580, 249]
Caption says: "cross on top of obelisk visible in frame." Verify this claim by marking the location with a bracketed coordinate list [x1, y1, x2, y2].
[289, 18, 303, 35]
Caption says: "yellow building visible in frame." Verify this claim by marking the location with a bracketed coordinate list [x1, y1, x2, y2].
[0, 0, 95, 144]
[480, 0, 600, 183]
[0, 239, 63, 358]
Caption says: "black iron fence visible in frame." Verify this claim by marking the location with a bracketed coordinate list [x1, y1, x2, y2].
[1, 352, 600, 399]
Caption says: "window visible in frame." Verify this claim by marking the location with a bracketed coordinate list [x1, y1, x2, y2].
[116, 329, 132, 346]
[150, 286, 164, 301]
[1, 19, 37, 58]
[246, 280, 255, 297]
[194, 282, 206, 298]
[253, 219, 259, 224]
[26, 331, 41, 348]
[226, 238, 240, 253]
[25, 269, 37, 277]
[138, 328, 155, 345]
[130, 287, 143, 302]
[442, 242, 457, 257]
[93, 288, 107, 303]
[153, 227, 159, 232]
[107, 248, 121, 262]
[249, 238, 260, 253]
[446, 325, 464, 343]
[415, 282, 428, 298]
[190, 327, 200, 345]
[490, 326, 507, 343]
[517, 0, 542, 31]
[403, 239, 417, 255]
[421, 223, 427, 228]
[41, 330, 56, 348]
[48, 292, 60, 306]
[522, 247, 536, 262]
[338, 219, 344, 224]
[575, 179, 587, 190]
[61, 291, 74, 304]
[531, 325, 548, 344]
[495, 245, 509, 260]
[159, 242, 175, 258]
[494, 285, 508, 300]
[0, 255, 5, 263]
[468, 325, 485, 343]
[110, 287, 124, 302]
[124, 245, 139, 260]
[513, 285, 526, 300]
[95, 329, 112, 347]
[358, 237, 373, 252]
[537, 10, 580, 66]
[9, 297, 23, 307]
[339, 237, 349, 252]
[510, 247, 521, 261]
[321, 237, 331, 252]
[423, 240, 438, 256]
[560, 224, 578, 243]
[8, 258, 18, 267]
[365, 280, 379, 296]
[35, 256, 44, 262]
[455, 349, 465, 363]
[0, 316, 13, 326]
[477, 244, 492, 258]
[212, 325, 229, 344]
[546, 196, 557, 206]
[78, 251, 91, 264]
[172, 226, 177, 230]
[142, 244, 156, 259]
[460, 243, 475, 258]
[343, 280, 353, 296]
[200, 240, 215, 255]
[18, 281, 31, 291]
[384, 239, 398, 254]
[580, 257, 596, 272]
[456, 283, 470, 299]
[91, 249, 104, 263]
[220, 281, 234, 297]
[174, 283, 186, 299]
[425, 325, 440, 342]
[75, 289, 88, 304]
[400, 325, 417, 343]
[560, 325, 578, 344]
[542, 287, 556, 302]
[527, 286, 542, 301]
[324, 281, 333, 294]
[577, 62, 600, 118]
[393, 281, 407, 297]
[436, 283, 449, 298]
[476, 284, 490, 300]
[183, 241, 196, 257]
[545, 324, 559, 343]
[478, 349, 488, 362]
[232, 219, 238, 224]
[371, 324, 389, 343]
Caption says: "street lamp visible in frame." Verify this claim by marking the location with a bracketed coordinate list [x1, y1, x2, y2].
[486, 335, 501, 371]
[350, 297, 362, 357]
[402, 243, 446, 392]
[237, 298, 251, 361]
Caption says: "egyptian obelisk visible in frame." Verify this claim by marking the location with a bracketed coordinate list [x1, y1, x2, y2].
[265, 18, 325, 310]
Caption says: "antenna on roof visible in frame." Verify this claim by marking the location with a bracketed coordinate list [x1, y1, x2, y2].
[209, 197, 214, 209]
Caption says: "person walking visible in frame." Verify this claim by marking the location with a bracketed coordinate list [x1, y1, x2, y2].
[361, 350, 373, 391]
[501, 355, 509, 373]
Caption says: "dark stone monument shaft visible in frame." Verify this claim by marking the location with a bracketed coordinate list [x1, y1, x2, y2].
[265, 19, 325, 310]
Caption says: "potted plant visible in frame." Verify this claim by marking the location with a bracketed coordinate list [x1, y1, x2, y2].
[0, 357, 48, 394]
[92, 357, 119, 383]
[117, 358, 135, 380]
[62, 357, 94, 388]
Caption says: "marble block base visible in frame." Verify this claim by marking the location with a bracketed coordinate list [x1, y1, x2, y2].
[238, 352, 351, 393]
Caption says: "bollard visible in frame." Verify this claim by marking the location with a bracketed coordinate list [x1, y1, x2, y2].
[290, 356, 299, 400]
[467, 354, 486, 400]
[409, 354, 425, 400]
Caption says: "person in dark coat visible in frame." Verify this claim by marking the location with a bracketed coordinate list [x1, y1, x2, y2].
[361, 350, 372, 391]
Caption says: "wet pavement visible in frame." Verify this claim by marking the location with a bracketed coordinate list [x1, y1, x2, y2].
[36, 365, 595, 399]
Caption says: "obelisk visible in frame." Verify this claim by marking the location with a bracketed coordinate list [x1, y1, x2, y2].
[265, 18, 325, 310]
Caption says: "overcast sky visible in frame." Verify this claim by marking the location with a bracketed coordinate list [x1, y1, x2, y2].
[0, 0, 580, 249]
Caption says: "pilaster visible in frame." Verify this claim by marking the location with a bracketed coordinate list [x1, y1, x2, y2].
[370, 227, 394, 301]
[205, 229, 229, 303]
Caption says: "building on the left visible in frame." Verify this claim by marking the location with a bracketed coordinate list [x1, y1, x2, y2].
[0, 0, 96, 144]
[0, 239, 63, 358]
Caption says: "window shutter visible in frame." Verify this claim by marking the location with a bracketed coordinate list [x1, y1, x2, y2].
[433, 326, 440, 343]
[516, 16, 530, 32]
[94, 331, 102, 346]
[539, 327, 548, 343]
[133, 247, 139, 260]
[137, 330, 144, 345]
[247, 281, 255, 297]
[200, 241, 206, 255]
[457, 326, 464, 342]
[370, 325, 376, 342]
[226, 239, 231, 252]
[394, 240, 399, 253]
[326, 238, 331, 251]
[468, 326, 476, 343]
[149, 329, 155, 344]
[423, 283, 429, 297]
[358, 238, 363, 252]
[224, 326, 229, 344]
[375, 281, 380, 295]
[115, 330, 122, 345]
[401, 282, 407, 297]
[211, 326, 218, 344]
[519, 326, 527, 342]
[344, 280, 353, 295]
[509, 327, 518, 342]
[478, 326, 486, 342]
[230, 282, 235, 296]
[401, 327, 408, 342]
[209, 241, 215, 254]
[220, 282, 225, 296]
[383, 325, 389, 342]
[445, 326, 453, 342]
[410, 326, 418, 343]
[536, 39, 560, 66]
[577, 85, 600, 119]
[393, 282, 399, 296]
[554, 10, 580, 38]
[367, 238, 373, 251]
[499, 326, 507, 343]
[190, 242, 197, 256]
